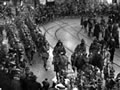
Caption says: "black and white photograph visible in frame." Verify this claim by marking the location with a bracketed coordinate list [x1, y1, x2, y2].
[0, 0, 120, 90]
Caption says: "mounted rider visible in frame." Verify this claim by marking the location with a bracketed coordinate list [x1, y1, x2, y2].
[74, 39, 86, 56]
[89, 38, 101, 54]
[53, 40, 66, 56]
[52, 40, 69, 81]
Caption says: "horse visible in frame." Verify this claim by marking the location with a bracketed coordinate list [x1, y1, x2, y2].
[52, 54, 69, 82]
[89, 51, 104, 72]
[71, 52, 87, 72]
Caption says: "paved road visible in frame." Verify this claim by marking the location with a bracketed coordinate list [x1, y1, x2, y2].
[28, 18, 120, 86]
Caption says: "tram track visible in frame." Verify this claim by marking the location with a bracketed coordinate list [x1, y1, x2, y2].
[58, 20, 120, 68]
[53, 21, 91, 52]
[43, 21, 83, 53]
[41, 19, 120, 67]
[43, 24, 73, 53]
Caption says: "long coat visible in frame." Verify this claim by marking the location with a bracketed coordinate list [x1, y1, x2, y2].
[93, 23, 101, 39]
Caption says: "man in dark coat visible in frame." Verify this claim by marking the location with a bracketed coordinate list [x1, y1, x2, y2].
[108, 34, 116, 63]
[42, 78, 50, 90]
[88, 18, 93, 37]
[104, 28, 110, 42]
[93, 23, 101, 40]
[89, 38, 100, 53]
[74, 39, 86, 54]
[112, 24, 119, 48]
[83, 19, 88, 32]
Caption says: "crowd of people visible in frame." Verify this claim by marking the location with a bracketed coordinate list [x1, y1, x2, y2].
[0, 0, 120, 90]
[0, 1, 51, 90]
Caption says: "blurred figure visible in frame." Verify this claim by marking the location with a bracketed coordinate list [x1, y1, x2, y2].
[25, 74, 42, 90]
[89, 38, 100, 53]
[88, 17, 93, 37]
[81, 16, 84, 29]
[112, 23, 119, 48]
[93, 22, 101, 40]
[100, 16, 105, 26]
[108, 34, 116, 63]
[83, 18, 88, 32]
[74, 39, 86, 54]
[11, 69, 22, 90]
[42, 78, 50, 90]
[53, 40, 66, 56]
[0, 65, 12, 90]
